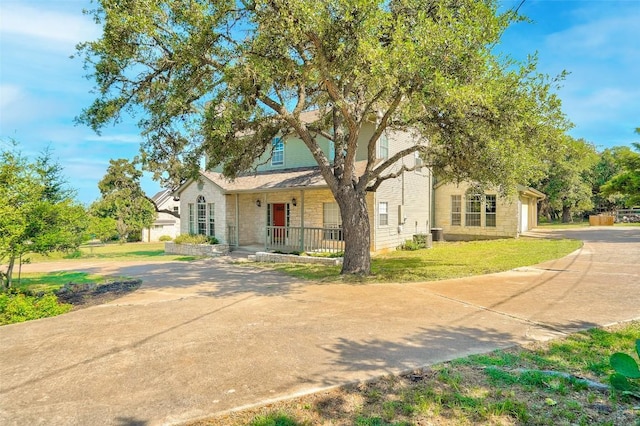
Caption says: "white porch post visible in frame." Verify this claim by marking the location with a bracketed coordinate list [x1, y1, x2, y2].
[300, 189, 305, 252]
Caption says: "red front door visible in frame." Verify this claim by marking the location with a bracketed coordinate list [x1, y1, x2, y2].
[272, 203, 286, 243]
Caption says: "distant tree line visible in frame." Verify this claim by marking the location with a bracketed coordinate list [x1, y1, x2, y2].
[530, 128, 640, 223]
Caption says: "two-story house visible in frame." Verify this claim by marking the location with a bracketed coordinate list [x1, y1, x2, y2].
[173, 112, 433, 253]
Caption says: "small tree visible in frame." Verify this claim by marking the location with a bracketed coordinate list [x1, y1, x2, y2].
[0, 142, 87, 289]
[86, 216, 118, 243]
[90, 159, 156, 242]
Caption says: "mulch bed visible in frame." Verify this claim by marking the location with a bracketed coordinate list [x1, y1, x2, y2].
[55, 280, 142, 309]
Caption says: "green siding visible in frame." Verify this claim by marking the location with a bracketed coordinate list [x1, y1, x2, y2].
[209, 122, 381, 173]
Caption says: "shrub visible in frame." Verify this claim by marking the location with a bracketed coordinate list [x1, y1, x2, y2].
[399, 234, 431, 251]
[412, 233, 430, 248]
[0, 291, 72, 325]
[63, 249, 83, 259]
[398, 239, 422, 251]
[158, 235, 172, 242]
[174, 234, 219, 245]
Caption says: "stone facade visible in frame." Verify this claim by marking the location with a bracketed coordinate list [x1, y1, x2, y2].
[164, 242, 230, 257]
[252, 252, 343, 266]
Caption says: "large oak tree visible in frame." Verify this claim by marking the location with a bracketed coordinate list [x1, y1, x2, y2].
[90, 159, 157, 242]
[78, 0, 570, 274]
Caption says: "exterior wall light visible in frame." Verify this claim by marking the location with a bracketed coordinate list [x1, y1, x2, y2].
[291, 198, 297, 206]
[256, 199, 261, 207]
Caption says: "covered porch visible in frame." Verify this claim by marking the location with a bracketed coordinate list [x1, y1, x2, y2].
[224, 188, 349, 254]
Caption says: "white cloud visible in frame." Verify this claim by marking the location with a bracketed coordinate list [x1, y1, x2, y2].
[0, 84, 22, 110]
[545, 8, 640, 60]
[84, 133, 143, 145]
[0, 3, 99, 51]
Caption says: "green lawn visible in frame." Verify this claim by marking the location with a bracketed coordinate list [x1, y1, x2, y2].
[24, 242, 198, 263]
[269, 237, 583, 283]
[13, 271, 117, 294]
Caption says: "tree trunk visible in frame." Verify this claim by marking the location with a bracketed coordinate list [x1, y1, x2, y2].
[4, 256, 16, 289]
[562, 205, 572, 223]
[335, 186, 371, 275]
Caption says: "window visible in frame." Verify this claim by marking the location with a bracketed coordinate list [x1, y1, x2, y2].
[197, 195, 207, 235]
[465, 194, 482, 227]
[378, 134, 389, 159]
[323, 203, 343, 240]
[271, 137, 284, 166]
[208, 203, 215, 236]
[414, 151, 423, 172]
[485, 195, 496, 227]
[379, 202, 389, 226]
[328, 141, 335, 162]
[188, 203, 195, 234]
[451, 195, 461, 226]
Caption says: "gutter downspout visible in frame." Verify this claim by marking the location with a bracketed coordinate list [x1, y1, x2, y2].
[235, 194, 239, 248]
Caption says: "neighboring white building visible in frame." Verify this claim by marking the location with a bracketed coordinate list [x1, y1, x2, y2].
[141, 189, 181, 242]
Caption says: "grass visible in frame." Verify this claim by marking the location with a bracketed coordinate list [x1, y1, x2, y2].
[267, 237, 583, 283]
[12, 271, 119, 294]
[191, 321, 640, 426]
[22, 242, 199, 263]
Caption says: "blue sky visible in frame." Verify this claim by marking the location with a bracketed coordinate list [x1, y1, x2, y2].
[1, 0, 639, 204]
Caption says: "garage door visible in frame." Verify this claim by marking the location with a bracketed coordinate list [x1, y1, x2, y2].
[520, 201, 529, 233]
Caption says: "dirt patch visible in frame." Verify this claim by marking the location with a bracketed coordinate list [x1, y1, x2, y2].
[55, 280, 142, 309]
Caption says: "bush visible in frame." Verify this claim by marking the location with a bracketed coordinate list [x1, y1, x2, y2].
[63, 249, 83, 259]
[174, 234, 219, 245]
[398, 234, 430, 251]
[398, 240, 422, 251]
[158, 235, 173, 242]
[0, 291, 72, 325]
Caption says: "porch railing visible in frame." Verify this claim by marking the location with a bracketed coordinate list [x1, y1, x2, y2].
[265, 226, 345, 253]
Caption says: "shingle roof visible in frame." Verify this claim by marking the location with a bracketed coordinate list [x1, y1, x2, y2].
[191, 161, 372, 194]
[200, 167, 328, 193]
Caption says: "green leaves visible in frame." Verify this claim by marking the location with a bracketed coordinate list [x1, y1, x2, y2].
[609, 339, 640, 398]
[0, 142, 87, 289]
[611, 353, 640, 379]
[91, 158, 156, 243]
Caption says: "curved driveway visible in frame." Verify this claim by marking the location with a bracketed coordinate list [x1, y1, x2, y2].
[1, 227, 639, 425]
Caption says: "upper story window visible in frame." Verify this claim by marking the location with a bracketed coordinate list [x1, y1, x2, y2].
[414, 151, 423, 173]
[328, 141, 335, 162]
[378, 134, 389, 160]
[272, 137, 284, 166]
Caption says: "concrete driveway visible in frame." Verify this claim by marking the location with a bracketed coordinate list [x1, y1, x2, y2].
[1, 227, 639, 425]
